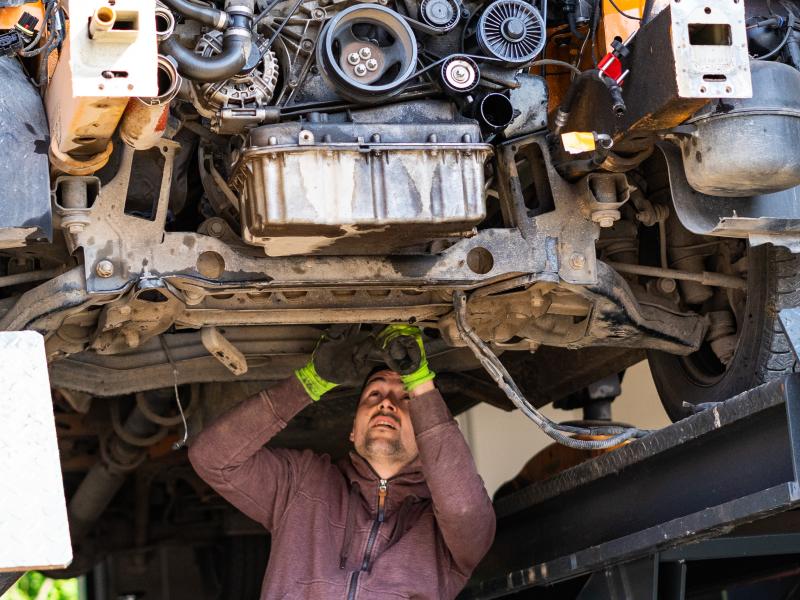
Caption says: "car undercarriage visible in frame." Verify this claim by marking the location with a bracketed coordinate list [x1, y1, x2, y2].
[2, 0, 800, 595]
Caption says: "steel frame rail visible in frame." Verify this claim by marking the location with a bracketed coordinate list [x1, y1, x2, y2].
[462, 366, 800, 599]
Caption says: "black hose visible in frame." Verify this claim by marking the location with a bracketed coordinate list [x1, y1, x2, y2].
[160, 0, 255, 82]
[160, 0, 228, 29]
[160, 33, 250, 82]
[567, 11, 586, 40]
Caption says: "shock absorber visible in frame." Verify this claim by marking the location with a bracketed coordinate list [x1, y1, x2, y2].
[665, 209, 714, 306]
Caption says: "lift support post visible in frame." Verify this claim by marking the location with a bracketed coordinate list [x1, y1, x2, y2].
[462, 310, 800, 599]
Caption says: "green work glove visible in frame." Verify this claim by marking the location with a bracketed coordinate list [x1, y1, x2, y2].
[376, 324, 436, 391]
[295, 325, 371, 401]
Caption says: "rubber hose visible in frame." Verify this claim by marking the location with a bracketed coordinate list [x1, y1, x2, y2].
[560, 69, 626, 116]
[160, 33, 250, 82]
[160, 0, 227, 29]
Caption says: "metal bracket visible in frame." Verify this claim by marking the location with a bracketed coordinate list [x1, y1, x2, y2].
[658, 142, 800, 253]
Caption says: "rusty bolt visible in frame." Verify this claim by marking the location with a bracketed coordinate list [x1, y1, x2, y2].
[592, 209, 620, 228]
[96, 260, 114, 278]
[569, 253, 586, 270]
[657, 277, 677, 294]
[599, 217, 615, 228]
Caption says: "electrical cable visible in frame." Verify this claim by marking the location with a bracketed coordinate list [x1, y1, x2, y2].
[606, 0, 641, 21]
[19, 0, 55, 55]
[530, 58, 582, 76]
[253, 0, 282, 27]
[257, 0, 304, 57]
[751, 10, 794, 60]
[160, 337, 189, 450]
[590, 0, 601, 66]
[453, 291, 650, 450]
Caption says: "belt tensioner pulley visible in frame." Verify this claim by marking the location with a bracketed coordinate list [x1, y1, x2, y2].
[317, 4, 418, 102]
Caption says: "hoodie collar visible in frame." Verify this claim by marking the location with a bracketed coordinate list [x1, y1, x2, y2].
[339, 451, 431, 511]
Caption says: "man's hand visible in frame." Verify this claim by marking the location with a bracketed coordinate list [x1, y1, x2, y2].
[295, 325, 371, 401]
[376, 325, 436, 392]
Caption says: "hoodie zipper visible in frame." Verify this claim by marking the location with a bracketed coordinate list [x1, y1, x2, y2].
[346, 479, 388, 600]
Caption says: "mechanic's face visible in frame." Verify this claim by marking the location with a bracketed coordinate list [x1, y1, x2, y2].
[350, 370, 418, 467]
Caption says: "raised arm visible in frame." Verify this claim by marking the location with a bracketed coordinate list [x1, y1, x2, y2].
[189, 325, 372, 530]
[377, 326, 496, 576]
[409, 385, 496, 576]
[188, 376, 313, 531]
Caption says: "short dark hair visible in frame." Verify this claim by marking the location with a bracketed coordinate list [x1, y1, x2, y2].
[363, 364, 393, 388]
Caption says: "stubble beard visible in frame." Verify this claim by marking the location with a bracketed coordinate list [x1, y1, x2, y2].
[362, 431, 406, 461]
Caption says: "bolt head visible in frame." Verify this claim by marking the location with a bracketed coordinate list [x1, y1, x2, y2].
[569, 253, 586, 270]
[347, 52, 360, 65]
[599, 217, 616, 228]
[657, 277, 677, 294]
[365, 58, 379, 71]
[359, 47, 372, 59]
[96, 259, 114, 278]
[208, 221, 224, 236]
[451, 66, 469, 82]
[354, 64, 367, 76]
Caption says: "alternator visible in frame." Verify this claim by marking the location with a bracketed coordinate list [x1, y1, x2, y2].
[193, 30, 279, 134]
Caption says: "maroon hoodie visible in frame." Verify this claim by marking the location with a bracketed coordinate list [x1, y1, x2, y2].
[188, 376, 496, 599]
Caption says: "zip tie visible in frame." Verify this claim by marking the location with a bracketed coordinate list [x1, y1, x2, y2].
[160, 336, 189, 450]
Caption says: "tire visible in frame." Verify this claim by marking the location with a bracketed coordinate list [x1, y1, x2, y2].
[648, 244, 800, 421]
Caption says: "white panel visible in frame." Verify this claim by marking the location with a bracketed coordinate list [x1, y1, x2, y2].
[0, 332, 72, 572]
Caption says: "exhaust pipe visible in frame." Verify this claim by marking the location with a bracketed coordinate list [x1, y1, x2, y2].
[120, 56, 182, 151]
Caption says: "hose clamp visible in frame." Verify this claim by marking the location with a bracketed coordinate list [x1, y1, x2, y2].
[226, 4, 255, 18]
[224, 26, 253, 40]
[215, 11, 229, 29]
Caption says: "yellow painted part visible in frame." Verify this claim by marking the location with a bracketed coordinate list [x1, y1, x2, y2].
[561, 131, 597, 154]
[602, 0, 645, 52]
[0, 1, 44, 31]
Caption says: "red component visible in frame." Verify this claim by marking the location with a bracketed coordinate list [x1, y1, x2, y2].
[598, 53, 623, 83]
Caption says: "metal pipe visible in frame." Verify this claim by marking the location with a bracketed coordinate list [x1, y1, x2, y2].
[120, 56, 182, 150]
[68, 395, 173, 542]
[604, 261, 746, 290]
[0, 267, 66, 288]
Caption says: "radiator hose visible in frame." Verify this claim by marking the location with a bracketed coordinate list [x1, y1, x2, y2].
[160, 0, 255, 83]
